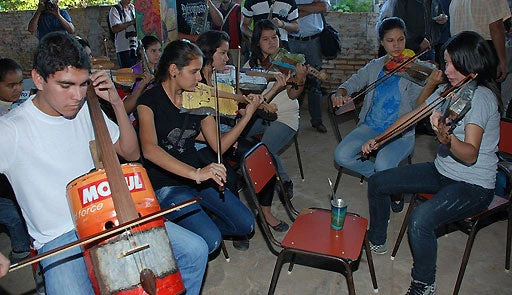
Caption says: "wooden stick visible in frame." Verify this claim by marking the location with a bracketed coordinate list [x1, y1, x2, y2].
[8, 198, 200, 273]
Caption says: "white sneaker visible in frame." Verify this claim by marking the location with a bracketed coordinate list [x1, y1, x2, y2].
[369, 241, 387, 255]
[405, 279, 436, 295]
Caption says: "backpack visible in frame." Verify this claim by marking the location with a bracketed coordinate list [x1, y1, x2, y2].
[107, 4, 125, 41]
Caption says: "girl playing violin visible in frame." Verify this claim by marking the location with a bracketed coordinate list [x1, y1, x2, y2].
[331, 17, 437, 210]
[243, 19, 307, 229]
[136, 40, 263, 254]
[366, 31, 500, 294]
[123, 35, 161, 116]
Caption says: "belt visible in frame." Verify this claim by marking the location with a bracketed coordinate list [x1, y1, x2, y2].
[289, 33, 321, 41]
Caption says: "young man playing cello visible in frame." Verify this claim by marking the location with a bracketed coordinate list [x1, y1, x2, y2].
[0, 32, 207, 294]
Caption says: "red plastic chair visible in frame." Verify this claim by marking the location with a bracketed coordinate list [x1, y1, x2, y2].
[390, 162, 512, 294]
[499, 118, 512, 156]
[241, 143, 378, 295]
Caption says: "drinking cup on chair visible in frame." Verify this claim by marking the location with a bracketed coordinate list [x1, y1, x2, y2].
[331, 198, 347, 230]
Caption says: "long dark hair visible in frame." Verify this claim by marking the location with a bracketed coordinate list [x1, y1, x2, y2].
[443, 31, 501, 111]
[196, 30, 230, 67]
[249, 19, 280, 68]
[155, 40, 203, 83]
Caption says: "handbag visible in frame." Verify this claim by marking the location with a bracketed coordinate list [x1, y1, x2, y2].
[320, 13, 341, 59]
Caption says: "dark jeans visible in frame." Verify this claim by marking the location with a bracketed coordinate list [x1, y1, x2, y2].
[368, 162, 493, 284]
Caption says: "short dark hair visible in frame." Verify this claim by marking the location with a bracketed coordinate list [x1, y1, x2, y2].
[196, 30, 230, 67]
[0, 58, 22, 82]
[33, 32, 91, 80]
[249, 19, 280, 68]
[377, 17, 406, 41]
[155, 39, 203, 83]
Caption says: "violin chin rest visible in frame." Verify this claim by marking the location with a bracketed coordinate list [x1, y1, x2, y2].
[140, 268, 157, 295]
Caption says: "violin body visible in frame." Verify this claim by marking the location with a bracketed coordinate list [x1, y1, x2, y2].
[383, 49, 436, 86]
[67, 163, 185, 295]
[182, 83, 240, 117]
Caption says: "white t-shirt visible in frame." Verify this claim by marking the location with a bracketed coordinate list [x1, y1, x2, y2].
[0, 96, 120, 248]
[109, 4, 137, 53]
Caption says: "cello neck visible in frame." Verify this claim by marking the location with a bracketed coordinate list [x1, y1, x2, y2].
[86, 85, 139, 223]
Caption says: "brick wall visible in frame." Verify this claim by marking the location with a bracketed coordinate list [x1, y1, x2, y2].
[321, 11, 379, 93]
[0, 6, 117, 75]
[0, 7, 379, 86]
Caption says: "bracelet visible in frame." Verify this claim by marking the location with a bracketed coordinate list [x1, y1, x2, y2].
[195, 168, 201, 184]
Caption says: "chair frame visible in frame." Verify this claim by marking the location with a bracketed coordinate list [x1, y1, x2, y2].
[390, 162, 512, 295]
[241, 142, 378, 294]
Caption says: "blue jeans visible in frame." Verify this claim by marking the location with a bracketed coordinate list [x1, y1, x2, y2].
[367, 162, 494, 284]
[246, 118, 296, 182]
[288, 37, 323, 125]
[117, 50, 138, 68]
[0, 197, 31, 252]
[155, 186, 254, 253]
[333, 124, 414, 178]
[39, 223, 208, 295]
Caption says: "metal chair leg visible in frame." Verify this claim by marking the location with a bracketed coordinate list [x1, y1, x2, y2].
[346, 268, 356, 295]
[294, 135, 305, 181]
[453, 221, 479, 295]
[268, 251, 287, 295]
[506, 208, 511, 271]
[364, 233, 379, 292]
[391, 194, 417, 260]
[220, 240, 230, 262]
[288, 253, 296, 273]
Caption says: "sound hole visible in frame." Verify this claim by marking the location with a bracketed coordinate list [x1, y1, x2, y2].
[104, 221, 115, 230]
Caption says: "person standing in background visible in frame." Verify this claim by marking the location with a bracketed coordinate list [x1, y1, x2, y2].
[27, 0, 74, 41]
[450, 0, 511, 81]
[241, 0, 299, 49]
[177, 0, 223, 42]
[109, 0, 138, 68]
[288, 0, 329, 133]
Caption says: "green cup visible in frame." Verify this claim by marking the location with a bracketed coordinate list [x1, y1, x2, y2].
[331, 198, 347, 230]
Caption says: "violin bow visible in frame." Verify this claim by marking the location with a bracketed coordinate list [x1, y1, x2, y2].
[8, 198, 200, 273]
[334, 48, 429, 115]
[375, 73, 477, 147]
[236, 46, 241, 94]
[212, 69, 225, 193]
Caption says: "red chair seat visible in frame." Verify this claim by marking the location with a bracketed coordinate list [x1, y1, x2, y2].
[282, 209, 368, 261]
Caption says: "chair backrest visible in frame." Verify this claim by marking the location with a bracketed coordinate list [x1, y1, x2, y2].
[241, 143, 282, 251]
[242, 142, 277, 194]
[499, 119, 512, 154]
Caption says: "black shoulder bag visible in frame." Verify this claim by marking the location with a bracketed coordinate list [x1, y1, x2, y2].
[320, 13, 341, 60]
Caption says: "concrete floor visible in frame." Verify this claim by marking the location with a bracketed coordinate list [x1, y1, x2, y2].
[1, 98, 511, 294]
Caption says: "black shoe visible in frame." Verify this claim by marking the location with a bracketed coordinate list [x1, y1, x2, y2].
[391, 198, 404, 213]
[232, 239, 250, 251]
[312, 122, 327, 133]
[270, 220, 290, 232]
[282, 180, 294, 200]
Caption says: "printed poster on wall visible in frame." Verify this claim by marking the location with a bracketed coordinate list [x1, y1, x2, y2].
[134, 0, 178, 44]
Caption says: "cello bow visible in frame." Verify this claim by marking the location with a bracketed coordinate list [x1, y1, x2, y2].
[8, 198, 199, 273]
